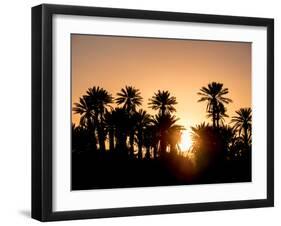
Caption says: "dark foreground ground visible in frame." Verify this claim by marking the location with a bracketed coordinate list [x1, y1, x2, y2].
[72, 151, 251, 190]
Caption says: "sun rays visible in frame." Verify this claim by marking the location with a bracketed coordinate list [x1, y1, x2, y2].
[179, 129, 192, 153]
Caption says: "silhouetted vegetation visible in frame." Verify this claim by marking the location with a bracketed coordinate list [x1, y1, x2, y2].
[72, 83, 251, 190]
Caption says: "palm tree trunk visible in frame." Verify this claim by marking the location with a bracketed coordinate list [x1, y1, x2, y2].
[212, 101, 218, 128]
[161, 107, 165, 116]
[88, 118, 97, 151]
[94, 113, 106, 152]
[115, 129, 127, 155]
[129, 129, 134, 158]
[160, 130, 166, 156]
[145, 146, 150, 159]
[244, 126, 248, 148]
[137, 129, 142, 159]
[153, 145, 158, 159]
[122, 131, 128, 155]
[109, 128, 114, 152]
[91, 127, 97, 152]
[115, 130, 121, 151]
[212, 111, 216, 128]
[97, 126, 106, 152]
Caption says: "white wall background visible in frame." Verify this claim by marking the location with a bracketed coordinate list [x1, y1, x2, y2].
[0, 0, 279, 225]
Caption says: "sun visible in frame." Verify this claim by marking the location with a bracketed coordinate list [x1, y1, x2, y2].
[179, 130, 192, 153]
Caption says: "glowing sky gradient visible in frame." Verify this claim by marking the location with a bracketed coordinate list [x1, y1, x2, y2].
[72, 34, 251, 130]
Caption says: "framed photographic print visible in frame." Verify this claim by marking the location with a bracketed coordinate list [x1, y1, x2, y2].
[32, 4, 274, 221]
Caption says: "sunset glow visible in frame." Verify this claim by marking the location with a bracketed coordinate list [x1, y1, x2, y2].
[179, 130, 192, 153]
[71, 34, 253, 190]
[72, 35, 251, 128]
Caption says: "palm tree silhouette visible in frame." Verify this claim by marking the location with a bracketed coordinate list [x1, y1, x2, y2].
[85, 86, 113, 152]
[104, 110, 115, 152]
[198, 82, 232, 128]
[207, 102, 229, 127]
[152, 113, 179, 156]
[134, 109, 152, 159]
[219, 125, 237, 158]
[143, 125, 159, 159]
[191, 122, 227, 169]
[190, 122, 210, 151]
[111, 107, 130, 154]
[72, 83, 253, 190]
[73, 96, 97, 151]
[72, 123, 93, 153]
[231, 108, 252, 148]
[168, 125, 184, 154]
[116, 86, 143, 112]
[148, 90, 178, 116]
[73, 96, 94, 127]
[116, 86, 143, 157]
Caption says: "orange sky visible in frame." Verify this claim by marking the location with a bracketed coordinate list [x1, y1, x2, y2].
[72, 34, 251, 130]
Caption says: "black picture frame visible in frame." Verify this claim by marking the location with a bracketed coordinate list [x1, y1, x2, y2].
[32, 4, 274, 222]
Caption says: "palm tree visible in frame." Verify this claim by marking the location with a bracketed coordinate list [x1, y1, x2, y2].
[143, 125, 159, 159]
[134, 109, 152, 159]
[111, 107, 130, 154]
[127, 114, 137, 158]
[219, 125, 237, 158]
[168, 125, 185, 154]
[198, 82, 232, 128]
[72, 124, 91, 153]
[190, 122, 210, 151]
[148, 90, 178, 116]
[152, 113, 179, 156]
[86, 86, 113, 116]
[207, 102, 229, 127]
[85, 86, 113, 152]
[73, 96, 97, 151]
[116, 86, 143, 157]
[191, 122, 228, 169]
[231, 108, 252, 147]
[73, 96, 94, 127]
[104, 110, 115, 152]
[116, 86, 143, 112]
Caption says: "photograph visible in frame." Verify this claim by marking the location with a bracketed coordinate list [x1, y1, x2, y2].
[71, 34, 252, 190]
[30, 3, 274, 221]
